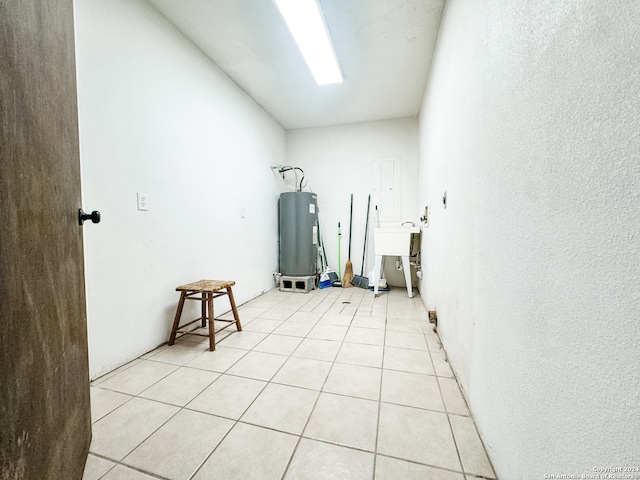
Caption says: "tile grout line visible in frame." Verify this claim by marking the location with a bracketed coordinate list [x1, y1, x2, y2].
[89, 288, 492, 480]
[195, 288, 337, 480]
[93, 318, 259, 479]
[91, 289, 322, 479]
[371, 289, 388, 480]
[428, 331, 467, 477]
[277, 291, 343, 479]
[90, 359, 192, 473]
[185, 322, 300, 478]
[277, 288, 361, 479]
[187, 326, 294, 479]
[186, 293, 328, 480]
[424, 319, 497, 478]
[93, 454, 170, 480]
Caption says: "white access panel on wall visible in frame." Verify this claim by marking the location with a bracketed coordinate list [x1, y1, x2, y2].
[373, 156, 402, 222]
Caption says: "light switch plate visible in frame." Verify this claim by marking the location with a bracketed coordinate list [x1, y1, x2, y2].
[137, 192, 148, 211]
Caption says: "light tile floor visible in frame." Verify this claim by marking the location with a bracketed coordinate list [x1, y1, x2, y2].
[83, 287, 496, 480]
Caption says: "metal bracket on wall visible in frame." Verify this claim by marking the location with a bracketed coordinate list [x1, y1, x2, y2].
[420, 206, 429, 226]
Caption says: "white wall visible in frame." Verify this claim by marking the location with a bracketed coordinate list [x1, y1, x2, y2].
[286, 118, 420, 284]
[75, 0, 286, 378]
[418, 0, 640, 477]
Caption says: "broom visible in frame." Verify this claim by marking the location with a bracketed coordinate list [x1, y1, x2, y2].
[342, 194, 354, 287]
[352, 194, 371, 288]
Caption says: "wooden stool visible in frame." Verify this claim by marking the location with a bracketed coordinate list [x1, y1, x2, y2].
[168, 280, 242, 351]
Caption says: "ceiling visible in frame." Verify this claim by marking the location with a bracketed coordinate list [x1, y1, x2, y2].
[146, 0, 446, 130]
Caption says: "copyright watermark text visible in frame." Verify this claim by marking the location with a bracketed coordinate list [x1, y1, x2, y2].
[543, 467, 640, 480]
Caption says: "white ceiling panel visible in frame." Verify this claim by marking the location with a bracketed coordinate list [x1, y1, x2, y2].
[146, 0, 445, 129]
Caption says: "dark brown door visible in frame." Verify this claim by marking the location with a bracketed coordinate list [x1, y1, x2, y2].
[1, 1, 91, 478]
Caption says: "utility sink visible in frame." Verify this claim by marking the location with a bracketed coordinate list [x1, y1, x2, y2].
[373, 226, 421, 256]
[372, 226, 421, 298]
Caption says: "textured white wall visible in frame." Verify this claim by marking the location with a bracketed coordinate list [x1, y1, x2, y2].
[286, 118, 420, 283]
[75, 0, 285, 378]
[418, 0, 640, 477]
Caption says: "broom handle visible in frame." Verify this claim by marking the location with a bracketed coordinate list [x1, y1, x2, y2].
[317, 220, 325, 271]
[361, 194, 371, 275]
[337, 222, 341, 279]
[317, 217, 328, 270]
[348, 194, 353, 259]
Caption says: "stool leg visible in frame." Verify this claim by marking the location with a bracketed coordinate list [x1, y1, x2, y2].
[227, 287, 242, 332]
[169, 291, 187, 345]
[201, 292, 207, 328]
[207, 293, 215, 351]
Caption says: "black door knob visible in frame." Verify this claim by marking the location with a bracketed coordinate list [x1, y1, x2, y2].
[78, 208, 101, 225]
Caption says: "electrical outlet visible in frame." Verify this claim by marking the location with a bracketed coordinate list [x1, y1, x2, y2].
[137, 193, 148, 211]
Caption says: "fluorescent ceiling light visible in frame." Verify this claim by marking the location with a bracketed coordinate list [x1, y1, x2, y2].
[273, 0, 343, 85]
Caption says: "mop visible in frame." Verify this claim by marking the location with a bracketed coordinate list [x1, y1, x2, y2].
[351, 194, 371, 289]
[332, 222, 342, 287]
